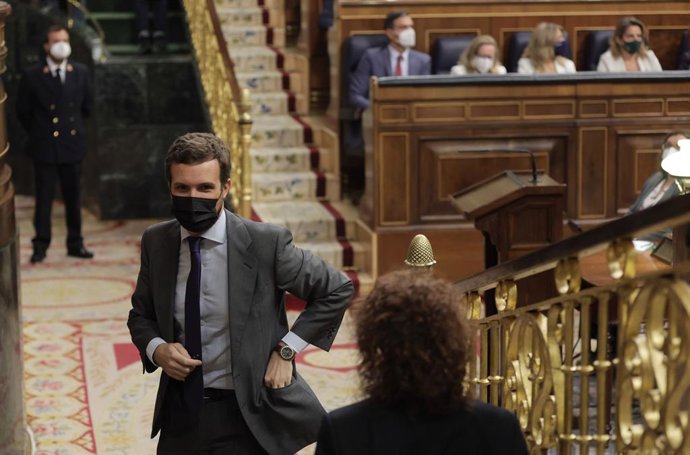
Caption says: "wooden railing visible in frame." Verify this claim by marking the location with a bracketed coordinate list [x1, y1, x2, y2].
[181, 0, 253, 217]
[457, 193, 690, 453]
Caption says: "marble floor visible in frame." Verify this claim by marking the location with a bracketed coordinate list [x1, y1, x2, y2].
[16, 195, 360, 454]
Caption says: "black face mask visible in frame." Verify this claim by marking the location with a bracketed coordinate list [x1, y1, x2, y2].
[171, 194, 221, 233]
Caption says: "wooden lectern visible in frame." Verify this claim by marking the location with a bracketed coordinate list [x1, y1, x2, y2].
[451, 170, 566, 312]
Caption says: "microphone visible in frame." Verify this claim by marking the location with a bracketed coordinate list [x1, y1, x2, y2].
[460, 148, 539, 184]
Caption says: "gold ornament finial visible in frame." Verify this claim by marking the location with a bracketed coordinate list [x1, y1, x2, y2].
[404, 234, 437, 270]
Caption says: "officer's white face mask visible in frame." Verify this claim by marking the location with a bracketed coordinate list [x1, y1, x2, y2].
[50, 41, 72, 61]
[398, 28, 416, 49]
[662, 146, 679, 161]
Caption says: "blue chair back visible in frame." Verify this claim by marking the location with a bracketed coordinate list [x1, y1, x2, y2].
[584, 30, 613, 71]
[430, 35, 476, 74]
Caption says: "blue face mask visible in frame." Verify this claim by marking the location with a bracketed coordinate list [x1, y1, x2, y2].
[554, 41, 568, 57]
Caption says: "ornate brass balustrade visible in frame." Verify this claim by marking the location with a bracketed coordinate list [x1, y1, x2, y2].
[181, 0, 252, 217]
[458, 194, 690, 453]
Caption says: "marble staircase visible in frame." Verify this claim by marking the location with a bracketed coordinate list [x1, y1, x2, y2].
[214, 0, 372, 294]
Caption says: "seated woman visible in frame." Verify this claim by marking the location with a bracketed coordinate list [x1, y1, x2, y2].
[597, 17, 662, 72]
[450, 35, 507, 75]
[315, 270, 528, 455]
[518, 22, 576, 74]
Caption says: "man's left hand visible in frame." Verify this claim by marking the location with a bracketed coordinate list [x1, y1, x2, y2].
[264, 351, 294, 389]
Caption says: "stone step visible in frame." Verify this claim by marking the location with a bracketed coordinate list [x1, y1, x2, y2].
[216, 7, 263, 27]
[252, 201, 357, 242]
[215, 0, 283, 10]
[222, 25, 286, 48]
[229, 46, 279, 72]
[252, 171, 339, 203]
[251, 146, 335, 174]
[251, 92, 289, 116]
[251, 116, 304, 147]
[236, 71, 284, 92]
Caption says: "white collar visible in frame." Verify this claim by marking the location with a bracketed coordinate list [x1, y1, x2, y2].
[388, 45, 410, 59]
[46, 57, 67, 75]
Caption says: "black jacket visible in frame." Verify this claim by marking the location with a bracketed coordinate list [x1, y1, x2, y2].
[17, 59, 93, 164]
[316, 399, 529, 455]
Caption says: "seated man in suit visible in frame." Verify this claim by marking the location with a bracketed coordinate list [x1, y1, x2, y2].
[349, 11, 431, 110]
[630, 131, 687, 243]
[316, 270, 528, 455]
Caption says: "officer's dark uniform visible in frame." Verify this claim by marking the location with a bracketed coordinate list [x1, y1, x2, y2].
[17, 59, 93, 259]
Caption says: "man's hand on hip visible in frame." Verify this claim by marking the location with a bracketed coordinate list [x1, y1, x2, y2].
[153, 343, 202, 381]
[264, 351, 294, 389]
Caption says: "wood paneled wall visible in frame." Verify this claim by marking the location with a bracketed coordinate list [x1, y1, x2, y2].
[360, 74, 690, 279]
[327, 0, 690, 117]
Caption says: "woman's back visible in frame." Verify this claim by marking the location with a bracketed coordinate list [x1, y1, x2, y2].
[316, 399, 528, 455]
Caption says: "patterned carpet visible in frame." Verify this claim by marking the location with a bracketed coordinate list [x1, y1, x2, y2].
[17, 195, 360, 454]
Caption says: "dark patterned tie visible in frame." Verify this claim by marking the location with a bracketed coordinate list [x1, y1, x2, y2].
[184, 236, 203, 413]
[53, 68, 63, 95]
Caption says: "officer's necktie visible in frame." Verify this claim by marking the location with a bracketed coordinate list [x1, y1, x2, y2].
[53, 68, 63, 95]
[184, 236, 203, 413]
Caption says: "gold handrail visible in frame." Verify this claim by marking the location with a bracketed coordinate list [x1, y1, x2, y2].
[450, 195, 690, 453]
[65, 0, 107, 63]
[181, 0, 253, 218]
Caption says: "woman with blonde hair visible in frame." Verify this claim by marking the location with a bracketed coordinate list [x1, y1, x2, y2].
[518, 22, 576, 74]
[315, 270, 528, 454]
[450, 35, 507, 75]
[597, 17, 662, 72]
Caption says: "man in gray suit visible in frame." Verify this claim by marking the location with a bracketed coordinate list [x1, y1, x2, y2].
[127, 132, 354, 454]
[349, 11, 431, 110]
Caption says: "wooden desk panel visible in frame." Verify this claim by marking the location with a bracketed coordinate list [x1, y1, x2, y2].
[361, 73, 690, 279]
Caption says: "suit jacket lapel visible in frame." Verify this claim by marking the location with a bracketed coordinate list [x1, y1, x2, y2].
[157, 222, 180, 341]
[226, 210, 258, 354]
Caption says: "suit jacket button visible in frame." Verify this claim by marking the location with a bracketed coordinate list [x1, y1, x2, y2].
[53, 131, 59, 138]
[70, 129, 76, 136]
[50, 104, 56, 110]
[52, 117, 59, 124]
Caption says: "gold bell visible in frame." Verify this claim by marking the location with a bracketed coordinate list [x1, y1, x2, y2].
[404, 234, 437, 269]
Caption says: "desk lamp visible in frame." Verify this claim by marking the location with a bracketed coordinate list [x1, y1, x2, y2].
[661, 138, 690, 194]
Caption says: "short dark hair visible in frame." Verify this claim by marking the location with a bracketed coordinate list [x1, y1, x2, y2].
[45, 24, 69, 43]
[384, 11, 409, 30]
[164, 132, 231, 185]
[354, 270, 469, 416]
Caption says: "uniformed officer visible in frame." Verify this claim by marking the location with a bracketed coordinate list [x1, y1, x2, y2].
[17, 24, 94, 263]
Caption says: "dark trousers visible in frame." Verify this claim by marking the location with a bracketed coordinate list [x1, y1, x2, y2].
[135, 0, 168, 34]
[33, 162, 83, 252]
[157, 385, 268, 455]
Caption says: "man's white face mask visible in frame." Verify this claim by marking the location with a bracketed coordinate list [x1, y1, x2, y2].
[471, 56, 494, 74]
[398, 28, 416, 49]
[50, 41, 72, 61]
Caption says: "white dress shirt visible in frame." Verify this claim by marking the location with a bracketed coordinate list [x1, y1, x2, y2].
[518, 57, 577, 74]
[388, 45, 410, 76]
[46, 57, 67, 83]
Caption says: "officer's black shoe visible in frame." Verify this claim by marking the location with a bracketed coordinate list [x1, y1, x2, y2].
[67, 246, 94, 259]
[30, 250, 46, 264]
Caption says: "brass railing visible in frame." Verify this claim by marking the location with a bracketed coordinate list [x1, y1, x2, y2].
[457, 194, 690, 453]
[181, 0, 253, 217]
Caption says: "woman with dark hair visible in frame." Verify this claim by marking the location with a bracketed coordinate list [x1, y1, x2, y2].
[315, 270, 528, 454]
[597, 17, 662, 72]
